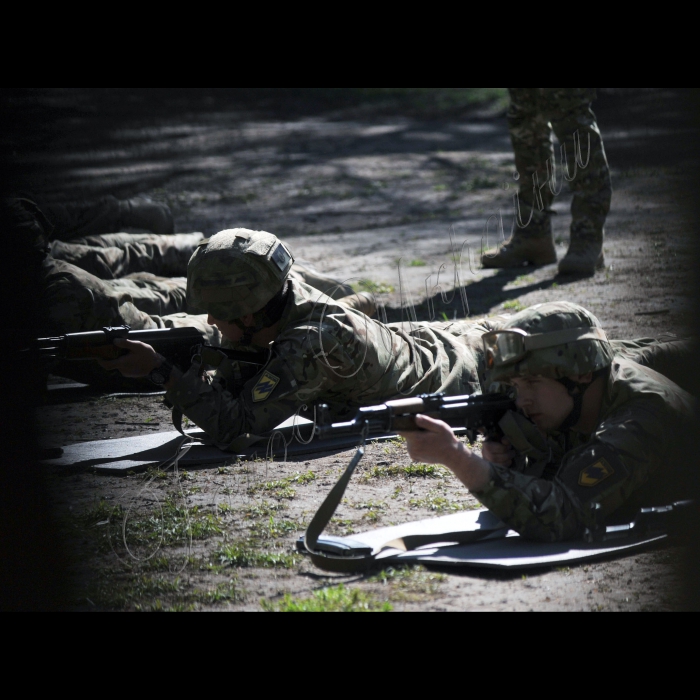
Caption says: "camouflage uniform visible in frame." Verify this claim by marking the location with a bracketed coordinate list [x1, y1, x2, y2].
[166, 279, 498, 451]
[484, 88, 613, 274]
[35, 195, 174, 240]
[41, 256, 207, 335]
[474, 304, 695, 542]
[49, 233, 205, 280]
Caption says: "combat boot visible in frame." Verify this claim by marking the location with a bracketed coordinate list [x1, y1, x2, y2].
[119, 197, 175, 235]
[337, 292, 377, 318]
[482, 235, 557, 269]
[558, 236, 605, 276]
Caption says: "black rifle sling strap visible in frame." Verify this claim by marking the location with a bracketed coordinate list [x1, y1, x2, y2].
[303, 427, 509, 574]
[304, 440, 369, 573]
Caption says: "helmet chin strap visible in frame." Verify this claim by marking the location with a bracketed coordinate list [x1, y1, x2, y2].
[232, 281, 291, 347]
[232, 316, 265, 347]
[557, 368, 608, 432]
[557, 377, 586, 432]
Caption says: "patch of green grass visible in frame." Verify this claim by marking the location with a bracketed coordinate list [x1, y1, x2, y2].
[515, 275, 536, 285]
[249, 480, 297, 501]
[353, 500, 387, 512]
[289, 470, 317, 486]
[192, 581, 241, 606]
[102, 497, 225, 549]
[433, 185, 448, 193]
[362, 463, 445, 481]
[89, 565, 242, 612]
[216, 543, 299, 570]
[262, 585, 392, 613]
[95, 575, 184, 610]
[136, 556, 173, 573]
[371, 567, 447, 598]
[250, 517, 300, 540]
[73, 500, 115, 529]
[352, 280, 395, 295]
[409, 491, 466, 513]
[409, 259, 428, 267]
[330, 518, 356, 535]
[136, 601, 196, 613]
[249, 471, 316, 501]
[502, 300, 526, 312]
[245, 501, 286, 519]
[404, 464, 445, 478]
[143, 467, 169, 481]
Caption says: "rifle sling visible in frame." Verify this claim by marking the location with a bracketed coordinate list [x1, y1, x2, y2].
[303, 439, 508, 574]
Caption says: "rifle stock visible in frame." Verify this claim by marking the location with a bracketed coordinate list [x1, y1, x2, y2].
[316, 392, 516, 442]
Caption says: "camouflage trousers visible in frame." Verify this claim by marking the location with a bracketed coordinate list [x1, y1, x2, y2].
[50, 232, 204, 280]
[42, 253, 357, 338]
[290, 261, 354, 300]
[37, 196, 127, 241]
[508, 88, 613, 243]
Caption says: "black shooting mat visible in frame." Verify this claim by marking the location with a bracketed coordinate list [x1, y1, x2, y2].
[40, 426, 401, 476]
[299, 510, 671, 572]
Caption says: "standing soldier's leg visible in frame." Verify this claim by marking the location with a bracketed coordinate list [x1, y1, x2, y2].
[546, 89, 612, 276]
[49, 233, 204, 279]
[483, 88, 557, 268]
[40, 196, 174, 241]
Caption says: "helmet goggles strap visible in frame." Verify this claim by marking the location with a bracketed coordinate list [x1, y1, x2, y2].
[484, 326, 609, 369]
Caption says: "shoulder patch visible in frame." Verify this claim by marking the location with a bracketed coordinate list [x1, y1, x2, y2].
[579, 458, 615, 488]
[252, 371, 281, 403]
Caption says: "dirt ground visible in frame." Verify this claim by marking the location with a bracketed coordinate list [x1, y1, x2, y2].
[19, 88, 700, 612]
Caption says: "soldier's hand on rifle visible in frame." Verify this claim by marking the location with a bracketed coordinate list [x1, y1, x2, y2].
[97, 338, 161, 378]
[399, 414, 493, 493]
[400, 414, 465, 467]
[482, 438, 516, 468]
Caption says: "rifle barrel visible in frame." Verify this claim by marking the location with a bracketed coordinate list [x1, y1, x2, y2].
[35, 326, 269, 368]
[316, 393, 516, 441]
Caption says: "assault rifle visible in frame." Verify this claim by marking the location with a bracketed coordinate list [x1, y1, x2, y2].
[316, 392, 516, 443]
[304, 392, 516, 572]
[35, 325, 269, 370]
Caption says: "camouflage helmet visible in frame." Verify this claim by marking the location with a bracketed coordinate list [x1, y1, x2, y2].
[483, 302, 615, 385]
[187, 229, 294, 320]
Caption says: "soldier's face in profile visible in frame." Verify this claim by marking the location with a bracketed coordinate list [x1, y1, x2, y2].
[510, 376, 575, 433]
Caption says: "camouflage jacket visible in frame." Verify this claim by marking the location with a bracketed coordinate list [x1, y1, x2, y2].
[475, 357, 696, 542]
[166, 280, 497, 450]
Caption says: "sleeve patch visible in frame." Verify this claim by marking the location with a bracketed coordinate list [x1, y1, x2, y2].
[252, 371, 281, 403]
[578, 458, 615, 488]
